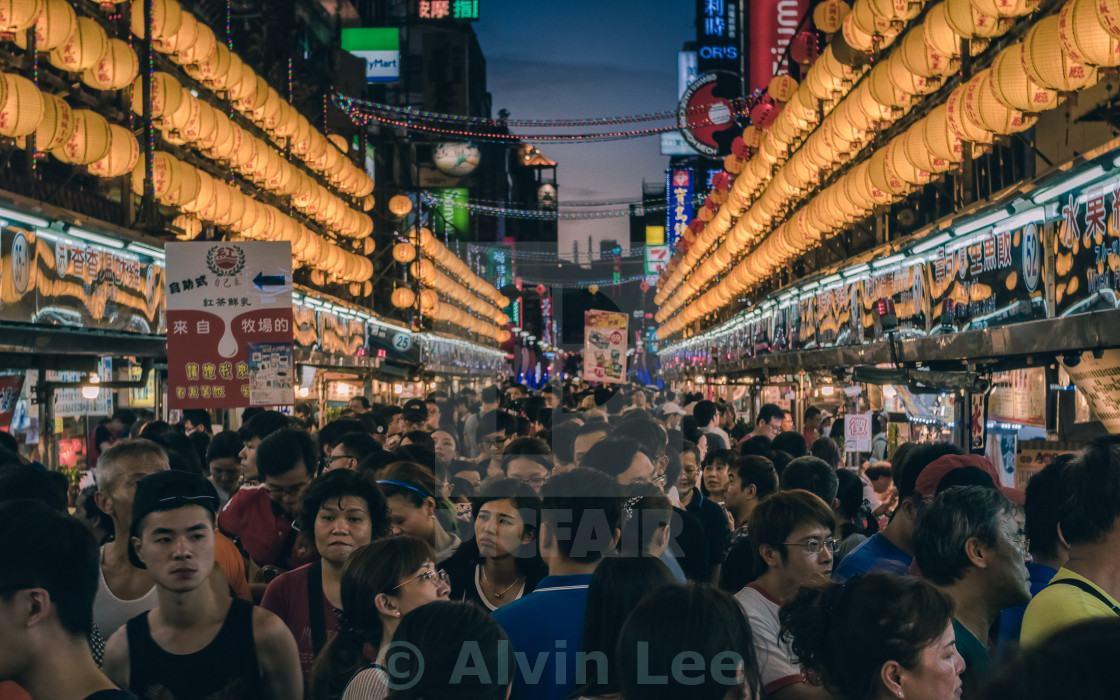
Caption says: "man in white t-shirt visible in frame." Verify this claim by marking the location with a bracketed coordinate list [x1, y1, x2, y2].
[735, 490, 837, 699]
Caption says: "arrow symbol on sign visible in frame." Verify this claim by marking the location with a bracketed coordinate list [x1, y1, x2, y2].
[253, 272, 286, 290]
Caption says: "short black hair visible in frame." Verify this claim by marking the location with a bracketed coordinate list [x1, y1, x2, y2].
[112, 408, 137, 426]
[804, 406, 822, 421]
[750, 490, 836, 574]
[740, 435, 771, 456]
[864, 465, 892, 482]
[401, 431, 435, 453]
[481, 385, 500, 404]
[182, 409, 212, 430]
[1024, 455, 1075, 559]
[297, 469, 391, 540]
[1059, 437, 1120, 546]
[206, 430, 243, 464]
[731, 455, 779, 499]
[0, 463, 67, 512]
[913, 486, 1018, 586]
[335, 432, 382, 461]
[349, 396, 371, 409]
[238, 410, 291, 443]
[540, 468, 622, 563]
[319, 419, 367, 451]
[693, 400, 718, 427]
[810, 437, 842, 469]
[151, 432, 205, 477]
[256, 428, 318, 479]
[476, 410, 515, 443]
[782, 456, 839, 504]
[549, 420, 581, 466]
[611, 417, 668, 459]
[581, 437, 645, 478]
[772, 431, 807, 458]
[0, 499, 100, 637]
[757, 403, 785, 425]
[501, 437, 553, 474]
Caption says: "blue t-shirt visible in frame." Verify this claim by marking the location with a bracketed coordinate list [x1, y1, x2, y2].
[832, 532, 912, 581]
[492, 573, 592, 700]
[996, 561, 1058, 653]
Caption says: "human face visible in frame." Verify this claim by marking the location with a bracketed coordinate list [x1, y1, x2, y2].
[475, 498, 532, 559]
[481, 431, 509, 461]
[263, 465, 311, 515]
[573, 429, 607, 467]
[314, 496, 373, 566]
[632, 391, 648, 409]
[98, 454, 170, 528]
[239, 436, 262, 481]
[432, 430, 457, 465]
[703, 459, 730, 496]
[992, 509, 1032, 607]
[544, 392, 560, 409]
[897, 622, 965, 700]
[208, 456, 243, 493]
[678, 452, 701, 493]
[393, 561, 450, 614]
[387, 413, 405, 437]
[506, 457, 549, 493]
[617, 450, 656, 486]
[426, 403, 441, 430]
[347, 398, 368, 414]
[133, 505, 216, 593]
[506, 387, 525, 402]
[773, 522, 835, 587]
[724, 467, 750, 515]
[697, 434, 708, 461]
[326, 444, 358, 472]
[454, 468, 482, 491]
[387, 494, 435, 541]
[781, 414, 794, 433]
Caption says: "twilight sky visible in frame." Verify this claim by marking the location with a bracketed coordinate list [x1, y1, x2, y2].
[474, 0, 695, 260]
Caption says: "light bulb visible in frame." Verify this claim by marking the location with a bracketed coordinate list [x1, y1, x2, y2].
[82, 373, 101, 400]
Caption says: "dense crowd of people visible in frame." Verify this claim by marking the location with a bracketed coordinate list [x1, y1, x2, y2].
[1, 384, 1118, 700]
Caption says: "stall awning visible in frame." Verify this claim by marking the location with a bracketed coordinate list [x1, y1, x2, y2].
[0, 321, 167, 372]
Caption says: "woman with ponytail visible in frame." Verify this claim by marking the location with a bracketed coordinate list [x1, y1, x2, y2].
[309, 536, 449, 700]
[779, 574, 965, 700]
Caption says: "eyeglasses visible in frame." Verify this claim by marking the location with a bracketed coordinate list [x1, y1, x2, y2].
[652, 473, 667, 487]
[265, 480, 310, 498]
[783, 538, 840, 555]
[482, 436, 507, 447]
[1007, 536, 1030, 556]
[514, 476, 548, 488]
[394, 567, 450, 590]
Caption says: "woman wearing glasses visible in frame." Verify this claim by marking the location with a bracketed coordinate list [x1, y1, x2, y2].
[377, 461, 461, 564]
[309, 536, 451, 700]
[443, 478, 547, 611]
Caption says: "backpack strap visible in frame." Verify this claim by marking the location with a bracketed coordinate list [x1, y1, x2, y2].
[1048, 578, 1120, 615]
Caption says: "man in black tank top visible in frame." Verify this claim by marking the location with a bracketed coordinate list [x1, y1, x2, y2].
[102, 471, 302, 700]
[0, 500, 135, 700]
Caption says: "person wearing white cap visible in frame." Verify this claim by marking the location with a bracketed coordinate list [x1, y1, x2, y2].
[658, 402, 687, 432]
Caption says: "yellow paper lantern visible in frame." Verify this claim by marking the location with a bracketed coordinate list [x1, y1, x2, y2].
[16, 0, 74, 52]
[32, 92, 73, 152]
[842, 13, 876, 52]
[171, 214, 202, 240]
[391, 287, 416, 308]
[900, 26, 954, 79]
[868, 0, 920, 22]
[327, 133, 348, 152]
[177, 19, 215, 65]
[129, 0, 183, 43]
[156, 8, 196, 55]
[0, 74, 45, 138]
[52, 108, 112, 165]
[1059, 0, 1120, 68]
[49, 16, 108, 72]
[389, 194, 413, 217]
[972, 0, 1038, 18]
[1022, 16, 1096, 91]
[0, 0, 40, 33]
[923, 3, 963, 57]
[131, 71, 184, 119]
[990, 45, 1056, 112]
[814, 0, 850, 33]
[945, 85, 993, 143]
[768, 74, 798, 102]
[88, 124, 139, 177]
[393, 242, 417, 263]
[130, 151, 178, 198]
[922, 103, 965, 164]
[944, 0, 1006, 39]
[82, 39, 139, 91]
[963, 70, 1036, 135]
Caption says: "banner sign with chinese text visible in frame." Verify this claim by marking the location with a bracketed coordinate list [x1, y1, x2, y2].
[696, 0, 740, 73]
[666, 168, 694, 248]
[748, 0, 809, 93]
[861, 264, 927, 340]
[583, 310, 628, 384]
[415, 0, 479, 20]
[166, 242, 294, 409]
[1054, 181, 1120, 315]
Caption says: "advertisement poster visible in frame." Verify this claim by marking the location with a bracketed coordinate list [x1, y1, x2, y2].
[1015, 445, 1078, 489]
[583, 310, 628, 384]
[1061, 349, 1120, 433]
[1054, 179, 1120, 315]
[845, 413, 873, 453]
[166, 242, 294, 409]
[0, 375, 24, 430]
[988, 368, 1046, 427]
[862, 264, 927, 340]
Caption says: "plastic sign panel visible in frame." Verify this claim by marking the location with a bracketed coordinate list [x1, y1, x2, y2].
[341, 28, 400, 83]
[166, 242, 294, 409]
[430, 188, 470, 240]
[646, 245, 670, 275]
[584, 310, 628, 384]
[666, 168, 694, 247]
[844, 412, 873, 453]
[696, 0, 739, 73]
[748, 0, 810, 93]
[0, 375, 24, 430]
[1062, 349, 1120, 434]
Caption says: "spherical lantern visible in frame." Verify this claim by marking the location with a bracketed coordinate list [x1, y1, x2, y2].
[963, 70, 1035, 135]
[973, 0, 1038, 18]
[419, 289, 438, 312]
[923, 3, 963, 57]
[990, 45, 1056, 112]
[393, 242, 417, 263]
[391, 287, 416, 308]
[791, 31, 820, 65]
[129, 0, 183, 43]
[177, 20, 215, 65]
[0, 0, 41, 34]
[900, 26, 953, 79]
[17, 0, 74, 52]
[588, 284, 600, 295]
[1022, 16, 1096, 91]
[868, 0, 920, 22]
[922, 104, 965, 164]
[156, 9, 196, 55]
[945, 86, 993, 144]
[81, 39, 139, 91]
[130, 151, 178, 199]
[88, 124, 139, 177]
[51, 108, 111, 165]
[814, 0, 850, 33]
[768, 74, 798, 102]
[389, 194, 413, 218]
[32, 92, 73, 152]
[945, 0, 1005, 39]
[171, 214, 202, 240]
[750, 100, 779, 129]
[49, 17, 108, 72]
[1059, 0, 1120, 68]
[131, 71, 184, 119]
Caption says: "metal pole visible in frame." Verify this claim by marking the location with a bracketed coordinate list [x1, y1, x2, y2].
[37, 375, 54, 470]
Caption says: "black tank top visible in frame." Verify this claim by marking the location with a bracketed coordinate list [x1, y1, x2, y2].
[126, 598, 263, 700]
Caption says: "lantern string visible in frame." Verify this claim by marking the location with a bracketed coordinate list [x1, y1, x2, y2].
[419, 193, 704, 220]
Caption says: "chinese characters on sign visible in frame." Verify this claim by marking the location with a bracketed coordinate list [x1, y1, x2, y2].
[166, 242, 294, 409]
[666, 168, 694, 249]
[417, 0, 478, 20]
[844, 412, 873, 453]
[583, 310, 629, 385]
[747, 0, 809, 92]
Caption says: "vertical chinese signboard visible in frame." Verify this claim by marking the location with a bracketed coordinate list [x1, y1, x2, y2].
[748, 0, 810, 93]
[166, 242, 294, 409]
[666, 168, 694, 249]
[583, 310, 629, 384]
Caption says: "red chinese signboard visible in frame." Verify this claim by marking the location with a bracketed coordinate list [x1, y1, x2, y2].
[165, 242, 294, 409]
[748, 0, 810, 94]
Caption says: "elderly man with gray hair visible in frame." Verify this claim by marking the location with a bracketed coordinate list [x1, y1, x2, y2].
[913, 485, 1032, 699]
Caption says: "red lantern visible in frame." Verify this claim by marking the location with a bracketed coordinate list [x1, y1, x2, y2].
[640, 281, 650, 292]
[535, 283, 547, 295]
[712, 171, 731, 191]
[678, 239, 691, 254]
[791, 32, 820, 66]
[750, 99, 779, 129]
[731, 136, 750, 159]
[704, 197, 719, 212]
[689, 218, 705, 235]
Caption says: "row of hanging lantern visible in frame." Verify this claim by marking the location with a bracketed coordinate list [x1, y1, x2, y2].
[657, 0, 1107, 338]
[389, 283, 511, 343]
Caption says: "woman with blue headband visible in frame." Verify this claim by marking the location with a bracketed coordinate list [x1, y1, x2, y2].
[377, 461, 461, 563]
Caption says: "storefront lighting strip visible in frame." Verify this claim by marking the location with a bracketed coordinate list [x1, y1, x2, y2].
[910, 232, 953, 255]
[67, 227, 125, 249]
[126, 242, 166, 261]
[953, 209, 1008, 236]
[0, 207, 50, 228]
[1030, 165, 1107, 204]
[993, 206, 1045, 234]
[870, 254, 907, 270]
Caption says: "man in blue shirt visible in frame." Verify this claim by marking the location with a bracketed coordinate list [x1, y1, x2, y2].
[492, 468, 622, 700]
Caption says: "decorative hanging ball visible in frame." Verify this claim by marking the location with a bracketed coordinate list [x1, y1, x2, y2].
[88, 123, 139, 177]
[392, 242, 417, 264]
[171, 214, 202, 240]
[730, 136, 750, 159]
[49, 16, 109, 72]
[790, 32, 821, 66]
[750, 99, 779, 129]
[15, 0, 75, 52]
[32, 92, 73, 152]
[81, 38, 140, 92]
[588, 284, 600, 295]
[51, 108, 112, 165]
[327, 133, 348, 152]
[768, 75, 798, 102]
[389, 194, 413, 218]
[689, 218, 706, 235]
[813, 0, 850, 33]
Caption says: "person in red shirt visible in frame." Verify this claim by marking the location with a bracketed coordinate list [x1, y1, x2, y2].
[261, 469, 391, 692]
